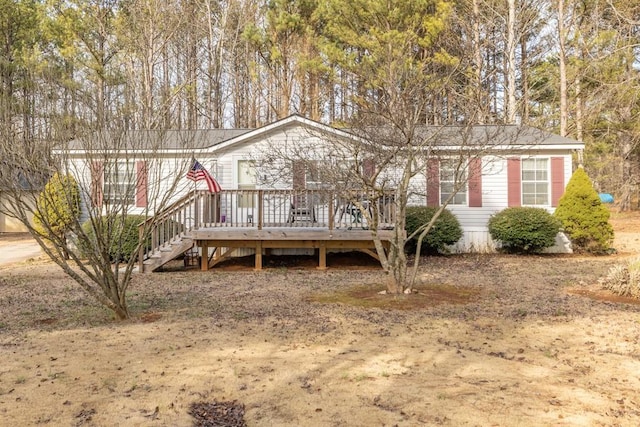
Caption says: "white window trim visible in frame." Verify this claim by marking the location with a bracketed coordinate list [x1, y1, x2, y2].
[521, 157, 550, 206]
[104, 160, 136, 206]
[440, 159, 468, 206]
[233, 157, 256, 189]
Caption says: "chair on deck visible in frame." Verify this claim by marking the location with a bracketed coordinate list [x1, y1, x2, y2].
[336, 199, 370, 229]
[288, 193, 316, 223]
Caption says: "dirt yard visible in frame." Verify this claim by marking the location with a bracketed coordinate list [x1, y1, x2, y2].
[1, 213, 640, 426]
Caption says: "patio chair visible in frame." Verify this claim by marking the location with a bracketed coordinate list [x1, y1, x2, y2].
[288, 193, 316, 223]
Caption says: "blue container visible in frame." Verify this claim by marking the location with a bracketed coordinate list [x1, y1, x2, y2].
[599, 193, 614, 204]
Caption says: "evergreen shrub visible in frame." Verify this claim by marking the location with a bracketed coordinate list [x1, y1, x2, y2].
[554, 167, 614, 253]
[405, 206, 462, 255]
[81, 215, 147, 262]
[488, 207, 560, 253]
[34, 173, 81, 240]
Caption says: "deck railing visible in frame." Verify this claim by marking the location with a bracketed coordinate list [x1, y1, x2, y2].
[139, 188, 397, 268]
[194, 189, 396, 230]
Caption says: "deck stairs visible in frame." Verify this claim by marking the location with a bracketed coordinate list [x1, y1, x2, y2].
[141, 235, 195, 272]
[138, 191, 203, 273]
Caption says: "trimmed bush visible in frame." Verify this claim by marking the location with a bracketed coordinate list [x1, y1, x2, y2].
[554, 167, 614, 253]
[488, 207, 561, 253]
[81, 215, 147, 262]
[34, 173, 81, 239]
[405, 206, 463, 255]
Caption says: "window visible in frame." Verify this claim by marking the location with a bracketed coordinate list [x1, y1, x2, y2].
[440, 160, 467, 205]
[237, 160, 256, 208]
[104, 160, 136, 205]
[293, 160, 325, 189]
[522, 158, 549, 205]
[305, 160, 322, 188]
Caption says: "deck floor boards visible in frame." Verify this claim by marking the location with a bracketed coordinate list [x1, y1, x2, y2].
[189, 226, 396, 270]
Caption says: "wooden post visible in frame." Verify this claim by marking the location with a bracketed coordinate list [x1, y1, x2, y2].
[318, 242, 327, 270]
[194, 192, 200, 230]
[328, 194, 334, 231]
[257, 190, 263, 230]
[200, 241, 209, 271]
[255, 241, 263, 270]
[138, 224, 145, 273]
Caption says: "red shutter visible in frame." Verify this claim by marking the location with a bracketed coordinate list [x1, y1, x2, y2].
[426, 158, 439, 207]
[363, 158, 376, 180]
[91, 161, 103, 207]
[292, 161, 305, 190]
[507, 158, 521, 207]
[468, 157, 482, 207]
[551, 157, 564, 207]
[136, 161, 148, 207]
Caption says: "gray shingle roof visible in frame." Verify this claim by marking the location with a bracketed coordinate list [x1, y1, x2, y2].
[64, 129, 252, 151]
[348, 124, 582, 147]
[62, 118, 581, 152]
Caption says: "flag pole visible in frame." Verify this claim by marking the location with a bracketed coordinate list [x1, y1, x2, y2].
[191, 156, 199, 229]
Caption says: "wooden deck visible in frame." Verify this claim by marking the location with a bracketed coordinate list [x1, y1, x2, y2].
[192, 227, 395, 270]
[139, 189, 398, 272]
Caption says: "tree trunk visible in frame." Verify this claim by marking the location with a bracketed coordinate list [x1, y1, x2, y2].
[506, 0, 517, 124]
[520, 35, 530, 124]
[558, 0, 568, 137]
[472, 0, 484, 124]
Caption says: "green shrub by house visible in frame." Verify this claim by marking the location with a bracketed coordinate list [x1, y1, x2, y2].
[488, 207, 560, 253]
[81, 215, 147, 262]
[405, 206, 462, 255]
[34, 173, 81, 241]
[554, 167, 614, 253]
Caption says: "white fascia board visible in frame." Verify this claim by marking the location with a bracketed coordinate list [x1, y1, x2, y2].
[56, 148, 208, 157]
[433, 143, 584, 152]
[209, 115, 361, 152]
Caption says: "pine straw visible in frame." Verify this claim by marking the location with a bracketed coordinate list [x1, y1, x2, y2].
[189, 400, 247, 427]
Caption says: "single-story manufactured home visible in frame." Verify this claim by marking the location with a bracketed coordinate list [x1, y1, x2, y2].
[60, 115, 583, 271]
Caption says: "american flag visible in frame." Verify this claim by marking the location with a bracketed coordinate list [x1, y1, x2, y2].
[187, 160, 221, 193]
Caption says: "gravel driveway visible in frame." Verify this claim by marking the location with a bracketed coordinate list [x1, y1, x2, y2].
[0, 234, 42, 266]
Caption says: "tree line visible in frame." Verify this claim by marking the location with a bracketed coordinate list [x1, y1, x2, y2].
[1, 0, 639, 206]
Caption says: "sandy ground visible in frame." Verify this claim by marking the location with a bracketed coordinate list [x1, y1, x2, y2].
[1, 215, 640, 426]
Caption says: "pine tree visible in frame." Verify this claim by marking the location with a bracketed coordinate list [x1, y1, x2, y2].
[554, 167, 614, 253]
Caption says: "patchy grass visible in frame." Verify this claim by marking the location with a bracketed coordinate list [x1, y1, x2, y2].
[307, 283, 481, 310]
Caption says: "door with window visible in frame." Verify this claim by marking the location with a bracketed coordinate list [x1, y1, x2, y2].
[236, 160, 256, 223]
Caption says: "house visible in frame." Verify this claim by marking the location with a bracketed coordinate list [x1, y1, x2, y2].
[0, 162, 47, 233]
[60, 115, 583, 270]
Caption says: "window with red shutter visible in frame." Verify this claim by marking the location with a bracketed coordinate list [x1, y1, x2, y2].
[468, 157, 482, 207]
[550, 157, 564, 207]
[136, 161, 147, 208]
[426, 158, 439, 207]
[507, 158, 521, 207]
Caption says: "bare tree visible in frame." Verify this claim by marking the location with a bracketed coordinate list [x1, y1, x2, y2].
[506, 0, 518, 123]
[253, 0, 516, 293]
[0, 0, 195, 319]
[556, 0, 573, 138]
[0, 121, 193, 319]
